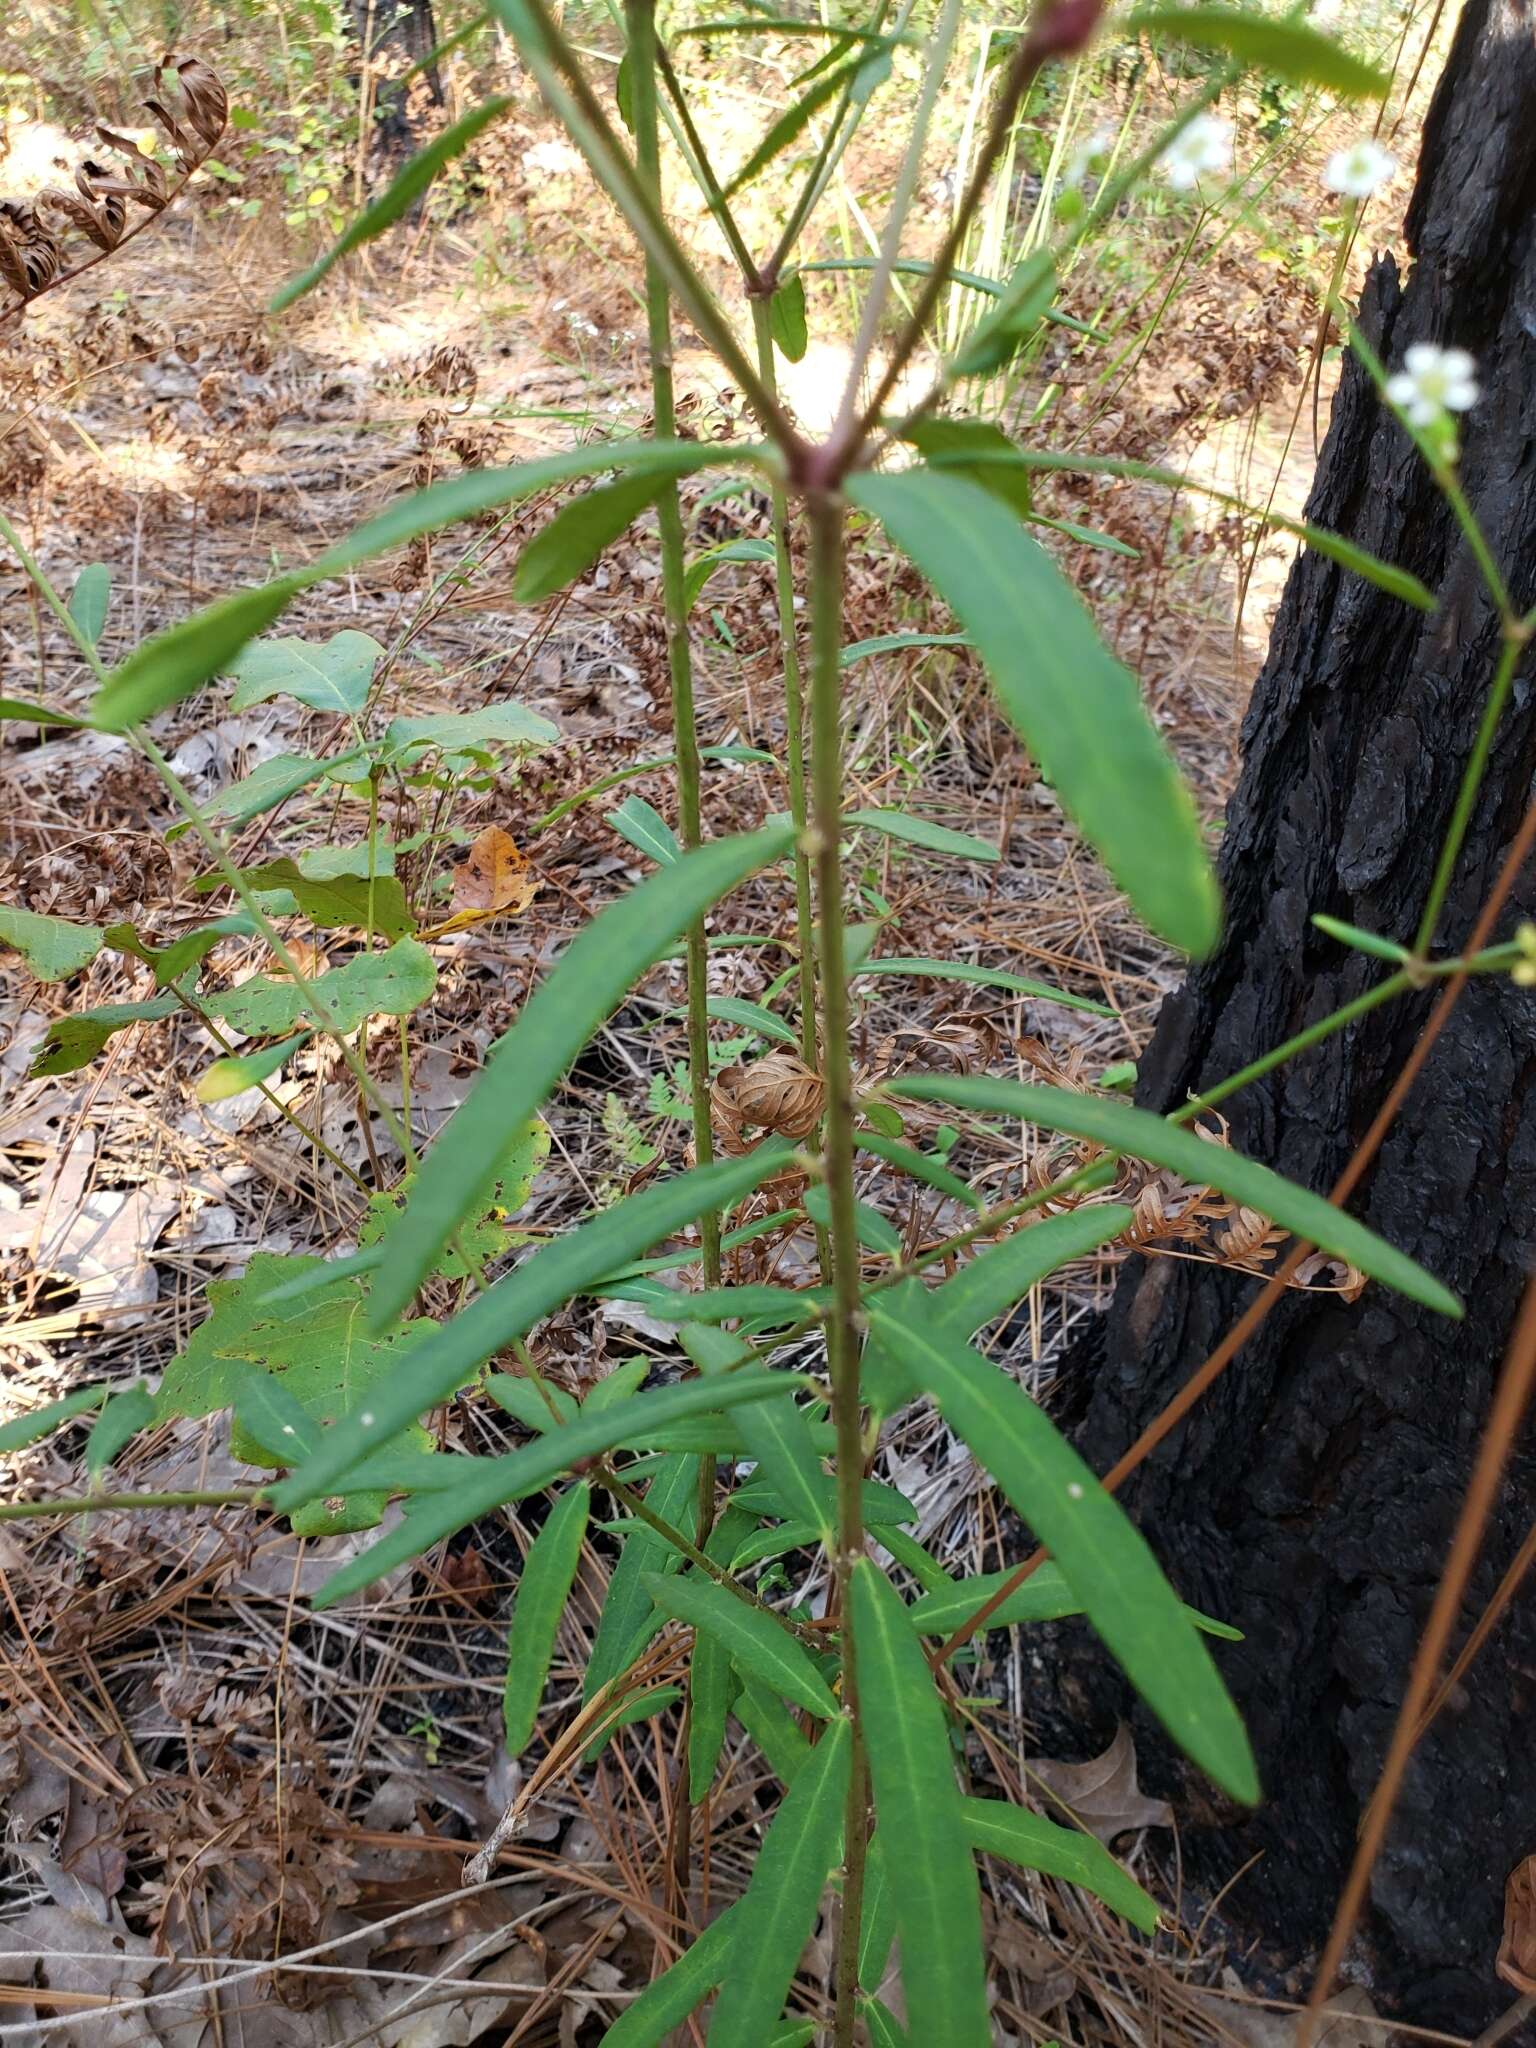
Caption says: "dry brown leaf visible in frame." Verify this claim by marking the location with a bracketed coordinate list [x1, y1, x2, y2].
[1194, 1979, 1383, 2046]
[1029, 1724, 1172, 1846]
[1499, 1854, 1536, 1993]
[710, 1051, 824, 1152]
[422, 827, 538, 937]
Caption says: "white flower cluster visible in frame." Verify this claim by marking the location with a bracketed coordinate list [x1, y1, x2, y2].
[1158, 114, 1232, 192]
[1322, 138, 1397, 200]
[1386, 344, 1480, 428]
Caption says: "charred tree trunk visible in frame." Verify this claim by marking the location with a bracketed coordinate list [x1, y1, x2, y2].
[1072, 1, 1536, 2028]
[353, 0, 443, 153]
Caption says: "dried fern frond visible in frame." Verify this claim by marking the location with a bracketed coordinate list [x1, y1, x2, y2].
[0, 55, 229, 331]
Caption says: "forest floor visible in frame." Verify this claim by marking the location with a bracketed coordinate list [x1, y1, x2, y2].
[0, 60, 1413, 2048]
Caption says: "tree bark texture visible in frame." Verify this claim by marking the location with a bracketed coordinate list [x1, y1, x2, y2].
[1070, 1, 1536, 2027]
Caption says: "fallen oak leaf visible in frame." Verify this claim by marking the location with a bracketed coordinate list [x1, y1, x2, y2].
[1499, 1854, 1536, 1994]
[1028, 1723, 1172, 1847]
[420, 825, 538, 937]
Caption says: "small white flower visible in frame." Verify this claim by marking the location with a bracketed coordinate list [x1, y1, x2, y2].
[1159, 114, 1232, 192]
[1322, 138, 1397, 200]
[1385, 342, 1480, 427]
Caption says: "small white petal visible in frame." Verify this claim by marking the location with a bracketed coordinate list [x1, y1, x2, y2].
[1403, 343, 1440, 375]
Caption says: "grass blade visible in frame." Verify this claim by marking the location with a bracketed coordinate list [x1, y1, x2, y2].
[852, 953, 1111, 1017]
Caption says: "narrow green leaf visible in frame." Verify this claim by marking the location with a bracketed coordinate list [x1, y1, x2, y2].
[0, 697, 88, 728]
[963, 1797, 1160, 1932]
[503, 1480, 591, 1753]
[583, 1359, 650, 1413]
[706, 1717, 851, 2047]
[724, 54, 868, 196]
[847, 807, 998, 864]
[587, 1452, 700, 1702]
[1132, 6, 1389, 96]
[853, 1133, 982, 1210]
[735, 1676, 812, 1783]
[643, 1570, 837, 1719]
[651, 1285, 818, 1326]
[601, 1904, 739, 2047]
[732, 1389, 836, 1538]
[197, 1030, 313, 1103]
[860, 1997, 908, 2048]
[271, 96, 514, 309]
[92, 577, 302, 732]
[607, 794, 682, 866]
[0, 906, 103, 980]
[769, 270, 808, 362]
[932, 1205, 1134, 1337]
[853, 953, 1112, 1017]
[368, 823, 794, 1328]
[307, 1373, 798, 1608]
[704, 996, 799, 1046]
[839, 631, 970, 669]
[83, 1383, 155, 1480]
[851, 1560, 990, 2044]
[803, 1184, 899, 1254]
[0, 1385, 108, 1455]
[850, 469, 1219, 956]
[901, 417, 1032, 519]
[907, 1563, 1240, 1643]
[228, 629, 382, 715]
[67, 562, 112, 646]
[106, 913, 256, 987]
[865, 1298, 1259, 1803]
[950, 249, 1057, 378]
[687, 1507, 753, 1800]
[1311, 913, 1410, 963]
[1032, 513, 1140, 558]
[233, 1371, 321, 1463]
[283, 1142, 796, 1508]
[487, 1373, 579, 1432]
[888, 1074, 1461, 1317]
[515, 469, 674, 604]
[683, 537, 776, 613]
[93, 444, 749, 732]
[857, 1837, 896, 1989]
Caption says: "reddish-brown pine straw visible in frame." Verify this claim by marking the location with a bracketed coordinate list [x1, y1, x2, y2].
[1301, 1268, 1536, 2043]
[933, 793, 1536, 1670]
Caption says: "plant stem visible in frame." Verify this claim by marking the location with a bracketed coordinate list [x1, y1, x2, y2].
[805, 489, 868, 2048]
[628, 0, 722, 1305]
[750, 297, 820, 1069]
[0, 1488, 266, 1523]
[1414, 627, 1527, 955]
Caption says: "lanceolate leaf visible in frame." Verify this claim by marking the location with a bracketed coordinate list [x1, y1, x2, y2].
[889, 1074, 1461, 1317]
[769, 270, 808, 362]
[306, 1371, 804, 1607]
[643, 1570, 838, 1719]
[864, 1298, 1259, 1803]
[962, 1797, 1159, 1933]
[280, 1142, 796, 1507]
[0, 1385, 108, 1455]
[704, 996, 799, 1046]
[515, 470, 675, 603]
[368, 824, 795, 1327]
[196, 1030, 313, 1104]
[723, 54, 869, 196]
[850, 1560, 990, 2044]
[932, 1204, 1134, 1335]
[857, 1836, 897, 1989]
[850, 469, 1219, 956]
[586, 1451, 700, 1702]
[271, 95, 515, 309]
[706, 1718, 851, 2047]
[601, 1904, 739, 2047]
[846, 807, 999, 864]
[852, 1132, 982, 1211]
[91, 444, 753, 731]
[607, 794, 682, 866]
[1131, 6, 1390, 96]
[853, 954, 1112, 1017]
[503, 1480, 591, 1753]
[687, 1505, 754, 1800]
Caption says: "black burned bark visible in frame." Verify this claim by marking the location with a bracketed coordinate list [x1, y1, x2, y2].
[1071, 1, 1536, 2029]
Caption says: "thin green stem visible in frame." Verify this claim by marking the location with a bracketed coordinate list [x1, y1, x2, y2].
[1414, 630, 1527, 956]
[751, 296, 819, 1070]
[655, 40, 762, 287]
[0, 1488, 265, 1523]
[805, 490, 868, 2048]
[512, 0, 792, 445]
[1173, 972, 1413, 1125]
[628, 0, 721, 1305]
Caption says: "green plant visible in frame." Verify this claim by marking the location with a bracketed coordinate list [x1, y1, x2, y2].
[5, 3, 1530, 2042]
